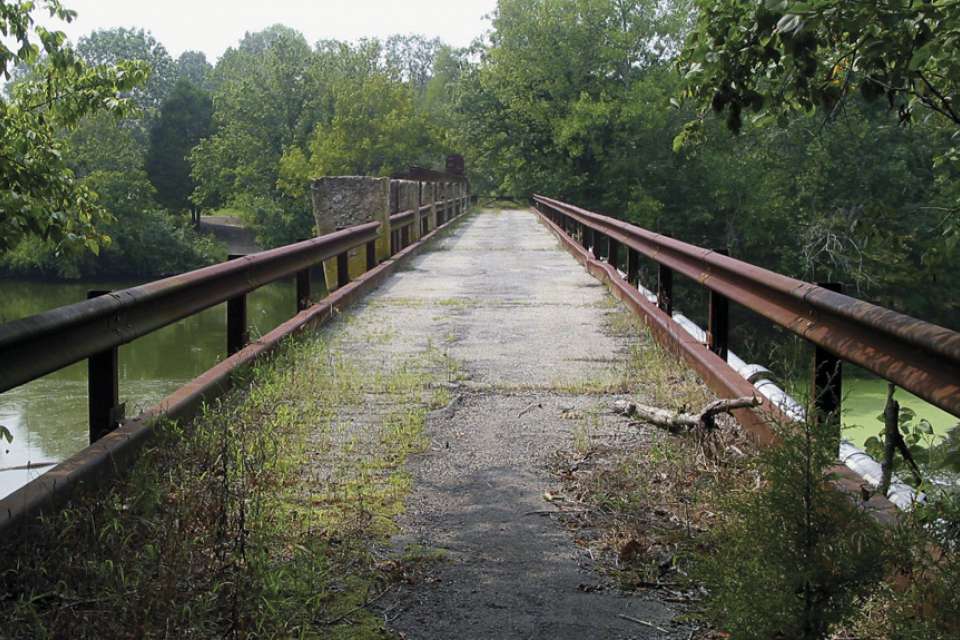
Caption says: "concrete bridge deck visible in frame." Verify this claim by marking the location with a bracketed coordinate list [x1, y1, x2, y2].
[316, 208, 690, 638]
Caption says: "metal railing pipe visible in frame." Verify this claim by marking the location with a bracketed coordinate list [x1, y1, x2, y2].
[0, 221, 381, 394]
[533, 194, 960, 418]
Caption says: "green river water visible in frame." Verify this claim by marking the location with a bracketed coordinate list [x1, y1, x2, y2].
[1, 278, 956, 499]
[0, 278, 297, 498]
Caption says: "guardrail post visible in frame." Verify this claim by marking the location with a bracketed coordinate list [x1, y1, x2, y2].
[296, 268, 311, 312]
[627, 248, 640, 286]
[337, 252, 350, 288]
[608, 237, 621, 271]
[227, 254, 248, 355]
[585, 227, 596, 257]
[708, 290, 729, 360]
[657, 264, 673, 315]
[708, 249, 729, 360]
[813, 282, 843, 442]
[87, 290, 123, 443]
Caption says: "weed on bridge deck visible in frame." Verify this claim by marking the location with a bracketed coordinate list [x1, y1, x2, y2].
[0, 321, 457, 637]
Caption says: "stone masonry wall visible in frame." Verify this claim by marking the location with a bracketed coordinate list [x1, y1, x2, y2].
[310, 175, 468, 289]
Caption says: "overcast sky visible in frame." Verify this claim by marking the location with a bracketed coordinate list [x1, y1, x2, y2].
[37, 0, 498, 62]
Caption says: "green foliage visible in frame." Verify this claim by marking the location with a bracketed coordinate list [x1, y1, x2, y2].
[452, 0, 959, 337]
[878, 490, 960, 640]
[189, 25, 313, 210]
[696, 418, 886, 640]
[680, 0, 960, 134]
[1, 106, 224, 278]
[146, 79, 213, 212]
[175, 50, 212, 89]
[678, 0, 960, 248]
[0, 1, 149, 254]
[191, 27, 450, 246]
[0, 329, 447, 637]
[285, 74, 435, 180]
[76, 26, 176, 120]
[229, 192, 314, 249]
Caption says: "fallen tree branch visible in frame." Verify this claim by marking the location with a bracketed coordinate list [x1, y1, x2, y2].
[613, 396, 761, 433]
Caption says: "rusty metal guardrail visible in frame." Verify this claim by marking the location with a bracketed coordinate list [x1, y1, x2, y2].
[533, 194, 960, 426]
[390, 209, 416, 254]
[0, 191, 470, 532]
[0, 193, 470, 445]
[0, 222, 380, 442]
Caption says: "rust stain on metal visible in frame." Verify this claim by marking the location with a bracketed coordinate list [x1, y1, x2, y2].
[0, 200, 469, 536]
[533, 205, 901, 526]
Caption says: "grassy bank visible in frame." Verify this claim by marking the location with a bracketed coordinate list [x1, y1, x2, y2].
[0, 328, 453, 638]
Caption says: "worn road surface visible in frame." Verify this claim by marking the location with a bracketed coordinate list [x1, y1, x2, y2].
[326, 209, 688, 639]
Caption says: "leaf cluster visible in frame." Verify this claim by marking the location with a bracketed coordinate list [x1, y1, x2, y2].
[0, 1, 149, 255]
[680, 0, 960, 138]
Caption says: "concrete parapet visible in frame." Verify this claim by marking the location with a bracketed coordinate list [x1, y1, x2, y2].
[311, 176, 390, 290]
[419, 182, 436, 236]
[397, 180, 419, 212]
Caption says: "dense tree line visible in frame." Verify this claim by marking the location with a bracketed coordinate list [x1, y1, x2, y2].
[1, 0, 956, 334]
[0, 23, 223, 278]
[449, 0, 959, 335]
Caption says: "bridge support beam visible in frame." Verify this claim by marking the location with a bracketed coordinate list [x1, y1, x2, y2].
[296, 268, 311, 312]
[608, 237, 621, 272]
[421, 182, 435, 238]
[627, 248, 640, 287]
[226, 255, 249, 356]
[708, 249, 729, 361]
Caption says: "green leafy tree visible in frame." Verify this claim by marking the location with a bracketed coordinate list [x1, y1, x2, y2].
[680, 0, 960, 134]
[190, 25, 312, 207]
[146, 79, 213, 212]
[76, 27, 175, 120]
[0, 0, 148, 254]
[175, 50, 212, 90]
[383, 34, 443, 91]
[289, 74, 436, 180]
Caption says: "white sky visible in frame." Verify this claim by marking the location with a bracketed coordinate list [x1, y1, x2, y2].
[37, 0, 499, 62]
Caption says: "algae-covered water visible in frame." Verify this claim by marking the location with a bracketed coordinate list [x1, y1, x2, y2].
[842, 375, 958, 448]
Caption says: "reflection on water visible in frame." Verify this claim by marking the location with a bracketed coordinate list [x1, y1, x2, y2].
[0, 277, 297, 498]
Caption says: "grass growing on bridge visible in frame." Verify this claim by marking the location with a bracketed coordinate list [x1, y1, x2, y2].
[1, 329, 457, 638]
[554, 309, 960, 639]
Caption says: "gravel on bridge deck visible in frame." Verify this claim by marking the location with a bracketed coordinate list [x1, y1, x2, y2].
[317, 208, 692, 639]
